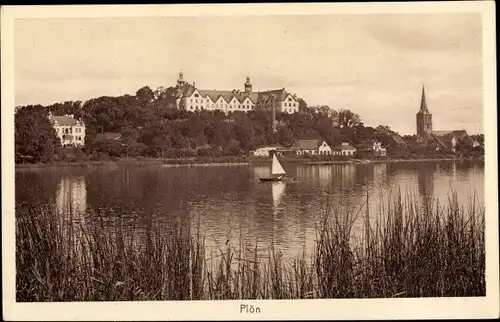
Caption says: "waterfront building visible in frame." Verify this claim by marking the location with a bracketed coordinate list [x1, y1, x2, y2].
[252, 145, 285, 157]
[432, 130, 469, 152]
[48, 112, 86, 147]
[292, 139, 332, 156]
[332, 142, 357, 157]
[174, 71, 299, 114]
[357, 141, 387, 157]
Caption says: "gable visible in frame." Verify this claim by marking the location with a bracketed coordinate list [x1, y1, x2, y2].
[215, 96, 224, 103]
[242, 97, 253, 105]
[188, 89, 201, 98]
[284, 94, 296, 103]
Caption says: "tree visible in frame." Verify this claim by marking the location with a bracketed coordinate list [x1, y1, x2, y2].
[15, 105, 60, 163]
[376, 125, 393, 135]
[223, 139, 242, 156]
[136, 86, 155, 103]
[337, 109, 362, 129]
[297, 98, 308, 112]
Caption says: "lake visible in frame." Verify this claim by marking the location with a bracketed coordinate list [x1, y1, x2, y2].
[15, 160, 484, 260]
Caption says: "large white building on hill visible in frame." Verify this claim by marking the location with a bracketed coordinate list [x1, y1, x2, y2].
[174, 71, 300, 114]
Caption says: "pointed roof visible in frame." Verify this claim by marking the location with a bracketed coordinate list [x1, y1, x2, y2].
[292, 139, 326, 150]
[419, 85, 430, 114]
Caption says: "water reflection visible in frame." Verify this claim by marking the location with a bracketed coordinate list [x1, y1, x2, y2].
[15, 161, 485, 260]
[417, 163, 435, 201]
[373, 163, 387, 183]
[55, 176, 87, 215]
[318, 166, 332, 188]
[271, 181, 286, 209]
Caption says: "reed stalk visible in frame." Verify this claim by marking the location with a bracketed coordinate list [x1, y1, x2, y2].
[15, 191, 485, 301]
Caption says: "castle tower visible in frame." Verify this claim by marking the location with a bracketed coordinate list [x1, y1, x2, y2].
[176, 70, 186, 89]
[175, 70, 186, 101]
[244, 76, 252, 93]
[416, 85, 432, 137]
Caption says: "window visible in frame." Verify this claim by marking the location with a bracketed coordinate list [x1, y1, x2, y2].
[196, 99, 198, 103]
[194, 94, 199, 98]
[288, 97, 292, 101]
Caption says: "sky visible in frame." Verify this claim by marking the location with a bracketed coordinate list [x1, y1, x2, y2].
[14, 13, 484, 135]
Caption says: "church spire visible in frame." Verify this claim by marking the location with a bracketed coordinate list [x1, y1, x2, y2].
[420, 85, 429, 113]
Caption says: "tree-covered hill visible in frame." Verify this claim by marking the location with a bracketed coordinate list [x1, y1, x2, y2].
[16, 84, 481, 163]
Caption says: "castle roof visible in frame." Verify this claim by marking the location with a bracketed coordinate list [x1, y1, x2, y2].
[197, 89, 259, 104]
[177, 76, 293, 104]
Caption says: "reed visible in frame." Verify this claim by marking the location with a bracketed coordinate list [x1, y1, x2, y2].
[15, 191, 485, 301]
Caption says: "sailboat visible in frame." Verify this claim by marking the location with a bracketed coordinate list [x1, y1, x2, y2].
[259, 154, 286, 182]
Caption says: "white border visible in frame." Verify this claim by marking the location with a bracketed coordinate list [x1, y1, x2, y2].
[2, 2, 498, 320]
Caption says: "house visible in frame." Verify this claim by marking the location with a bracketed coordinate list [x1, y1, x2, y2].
[48, 112, 86, 148]
[174, 71, 299, 114]
[292, 139, 332, 156]
[252, 144, 285, 157]
[332, 142, 357, 157]
[432, 130, 468, 152]
[389, 134, 407, 147]
[357, 141, 387, 157]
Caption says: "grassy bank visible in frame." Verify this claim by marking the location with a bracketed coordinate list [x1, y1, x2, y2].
[15, 156, 250, 170]
[16, 192, 485, 301]
[15, 154, 485, 170]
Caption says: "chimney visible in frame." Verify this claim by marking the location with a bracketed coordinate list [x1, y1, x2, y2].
[193, 82, 196, 88]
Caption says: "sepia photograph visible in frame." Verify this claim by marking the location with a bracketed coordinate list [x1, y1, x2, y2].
[2, 2, 498, 320]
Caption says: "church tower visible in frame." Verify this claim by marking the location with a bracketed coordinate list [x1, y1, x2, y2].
[416, 85, 432, 137]
[244, 76, 252, 93]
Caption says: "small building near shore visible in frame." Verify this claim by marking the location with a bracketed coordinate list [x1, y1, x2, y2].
[431, 130, 468, 152]
[252, 144, 285, 157]
[357, 141, 387, 157]
[292, 139, 332, 156]
[332, 142, 357, 157]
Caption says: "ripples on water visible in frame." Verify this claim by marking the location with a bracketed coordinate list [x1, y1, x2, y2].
[15, 161, 484, 260]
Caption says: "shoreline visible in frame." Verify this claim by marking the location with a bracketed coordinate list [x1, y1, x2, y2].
[15, 156, 483, 170]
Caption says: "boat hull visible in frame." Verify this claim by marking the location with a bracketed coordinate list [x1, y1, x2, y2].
[259, 176, 284, 182]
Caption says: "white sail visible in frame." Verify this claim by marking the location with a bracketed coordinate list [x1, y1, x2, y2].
[271, 154, 286, 176]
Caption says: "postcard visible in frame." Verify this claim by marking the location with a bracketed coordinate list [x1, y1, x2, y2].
[2, 2, 498, 320]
